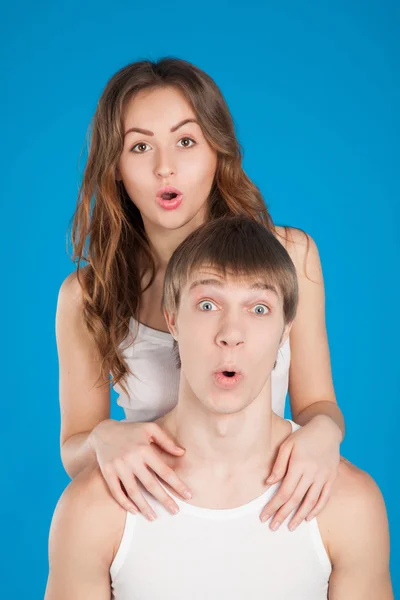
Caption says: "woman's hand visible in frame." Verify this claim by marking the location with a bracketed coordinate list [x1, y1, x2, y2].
[89, 419, 192, 520]
[260, 415, 342, 530]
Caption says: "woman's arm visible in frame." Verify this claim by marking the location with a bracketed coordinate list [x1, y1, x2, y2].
[56, 272, 191, 516]
[260, 228, 344, 527]
[279, 227, 345, 439]
[56, 271, 111, 478]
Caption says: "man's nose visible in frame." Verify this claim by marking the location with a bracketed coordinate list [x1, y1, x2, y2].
[216, 318, 244, 348]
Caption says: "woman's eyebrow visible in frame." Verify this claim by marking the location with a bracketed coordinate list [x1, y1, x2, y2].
[170, 118, 199, 132]
[124, 118, 200, 138]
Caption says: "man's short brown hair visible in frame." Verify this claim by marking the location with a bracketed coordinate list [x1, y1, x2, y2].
[162, 216, 298, 324]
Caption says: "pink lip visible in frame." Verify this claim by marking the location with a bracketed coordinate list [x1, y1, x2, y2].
[213, 371, 243, 390]
[156, 186, 183, 211]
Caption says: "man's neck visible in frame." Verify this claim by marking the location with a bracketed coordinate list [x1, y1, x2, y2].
[159, 376, 288, 477]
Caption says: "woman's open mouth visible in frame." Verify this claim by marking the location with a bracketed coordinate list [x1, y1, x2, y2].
[156, 186, 183, 210]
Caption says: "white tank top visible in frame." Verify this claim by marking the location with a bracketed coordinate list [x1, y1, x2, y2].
[115, 317, 291, 421]
[110, 420, 331, 600]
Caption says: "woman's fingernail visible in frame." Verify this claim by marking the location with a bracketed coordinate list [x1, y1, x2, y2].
[183, 490, 192, 499]
[261, 514, 270, 523]
[169, 504, 179, 515]
[289, 522, 298, 532]
[147, 512, 157, 521]
[271, 521, 280, 531]
[267, 474, 275, 483]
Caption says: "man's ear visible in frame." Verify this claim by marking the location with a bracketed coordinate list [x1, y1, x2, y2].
[279, 321, 292, 348]
[164, 308, 178, 340]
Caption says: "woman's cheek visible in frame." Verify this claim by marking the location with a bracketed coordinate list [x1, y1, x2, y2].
[124, 173, 154, 204]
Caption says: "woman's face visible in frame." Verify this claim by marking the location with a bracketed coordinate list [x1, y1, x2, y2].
[118, 86, 218, 233]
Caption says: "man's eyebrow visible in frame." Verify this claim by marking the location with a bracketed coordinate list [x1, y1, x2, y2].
[189, 279, 279, 296]
[249, 282, 278, 295]
[189, 278, 224, 291]
[124, 118, 200, 138]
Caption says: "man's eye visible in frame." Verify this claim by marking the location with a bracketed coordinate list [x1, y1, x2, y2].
[177, 137, 196, 148]
[251, 304, 269, 315]
[131, 142, 151, 153]
[199, 300, 217, 311]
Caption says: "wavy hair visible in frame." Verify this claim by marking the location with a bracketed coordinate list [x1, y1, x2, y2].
[71, 57, 275, 391]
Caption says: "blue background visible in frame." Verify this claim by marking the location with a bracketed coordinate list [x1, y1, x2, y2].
[2, 0, 399, 597]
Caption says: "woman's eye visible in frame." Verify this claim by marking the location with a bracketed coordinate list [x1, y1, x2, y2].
[177, 137, 196, 148]
[251, 304, 270, 315]
[131, 142, 151, 153]
[199, 300, 217, 311]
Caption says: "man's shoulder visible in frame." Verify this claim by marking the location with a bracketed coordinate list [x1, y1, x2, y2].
[332, 457, 385, 515]
[318, 457, 388, 562]
[50, 466, 127, 567]
[332, 457, 380, 501]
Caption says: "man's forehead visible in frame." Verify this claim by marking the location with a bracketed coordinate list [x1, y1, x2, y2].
[185, 268, 280, 296]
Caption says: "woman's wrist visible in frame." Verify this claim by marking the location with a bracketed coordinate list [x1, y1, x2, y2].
[88, 418, 115, 451]
[311, 414, 343, 443]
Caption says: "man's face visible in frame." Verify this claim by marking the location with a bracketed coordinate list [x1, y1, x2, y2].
[166, 268, 291, 415]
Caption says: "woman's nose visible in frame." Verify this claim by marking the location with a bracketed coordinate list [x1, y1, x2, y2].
[154, 149, 175, 179]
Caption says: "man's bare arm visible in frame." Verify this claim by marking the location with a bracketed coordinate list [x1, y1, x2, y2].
[45, 467, 126, 600]
[326, 462, 393, 599]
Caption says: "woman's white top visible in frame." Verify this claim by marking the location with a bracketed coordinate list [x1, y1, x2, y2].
[115, 317, 291, 421]
[110, 420, 331, 600]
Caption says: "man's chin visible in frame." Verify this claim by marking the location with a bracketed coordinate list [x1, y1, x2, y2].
[201, 394, 252, 417]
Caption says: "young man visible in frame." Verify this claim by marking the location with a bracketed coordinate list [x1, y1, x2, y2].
[45, 217, 392, 599]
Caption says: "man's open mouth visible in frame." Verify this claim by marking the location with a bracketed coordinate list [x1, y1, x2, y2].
[222, 371, 236, 377]
[213, 368, 243, 389]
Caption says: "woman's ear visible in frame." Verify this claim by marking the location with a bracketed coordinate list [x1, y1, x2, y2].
[164, 308, 178, 340]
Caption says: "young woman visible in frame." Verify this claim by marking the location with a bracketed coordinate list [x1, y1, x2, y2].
[57, 58, 344, 530]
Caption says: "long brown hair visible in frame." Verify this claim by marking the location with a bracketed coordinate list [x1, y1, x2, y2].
[71, 57, 275, 390]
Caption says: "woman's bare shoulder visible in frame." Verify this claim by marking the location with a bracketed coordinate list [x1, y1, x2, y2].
[274, 225, 320, 278]
[274, 224, 310, 244]
[58, 266, 91, 310]
[56, 266, 96, 347]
